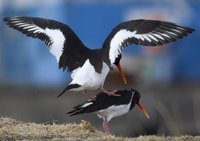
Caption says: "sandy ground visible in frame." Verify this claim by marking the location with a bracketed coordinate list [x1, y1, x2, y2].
[0, 117, 200, 141]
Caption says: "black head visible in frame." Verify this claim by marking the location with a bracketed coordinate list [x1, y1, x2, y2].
[129, 89, 141, 110]
[131, 89, 141, 104]
[129, 89, 150, 119]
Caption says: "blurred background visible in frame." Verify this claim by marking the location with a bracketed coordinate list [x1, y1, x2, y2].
[1, 0, 200, 137]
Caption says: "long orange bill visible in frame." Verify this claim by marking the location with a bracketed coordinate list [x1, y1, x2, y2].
[116, 63, 127, 84]
[137, 102, 150, 119]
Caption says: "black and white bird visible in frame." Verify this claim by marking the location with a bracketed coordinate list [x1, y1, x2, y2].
[3, 17, 194, 98]
[67, 88, 149, 134]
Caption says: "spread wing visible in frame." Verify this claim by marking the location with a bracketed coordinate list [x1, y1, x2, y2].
[3, 16, 89, 71]
[103, 19, 194, 64]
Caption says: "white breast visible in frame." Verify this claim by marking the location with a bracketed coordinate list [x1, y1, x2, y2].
[69, 59, 110, 91]
[97, 99, 132, 121]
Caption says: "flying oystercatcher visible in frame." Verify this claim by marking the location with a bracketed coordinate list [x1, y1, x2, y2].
[67, 88, 149, 134]
[3, 17, 194, 98]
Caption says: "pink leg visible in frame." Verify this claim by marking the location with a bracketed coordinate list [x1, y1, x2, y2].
[103, 120, 111, 134]
[100, 86, 120, 96]
[82, 90, 95, 101]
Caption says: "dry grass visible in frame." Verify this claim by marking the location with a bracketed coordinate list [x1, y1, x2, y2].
[0, 117, 200, 141]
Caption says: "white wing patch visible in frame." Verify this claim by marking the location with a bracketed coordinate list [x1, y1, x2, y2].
[109, 29, 171, 64]
[109, 29, 133, 64]
[81, 102, 93, 108]
[8, 17, 65, 63]
[45, 28, 65, 62]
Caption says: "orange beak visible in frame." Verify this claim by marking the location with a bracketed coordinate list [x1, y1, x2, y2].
[116, 63, 127, 84]
[137, 102, 150, 119]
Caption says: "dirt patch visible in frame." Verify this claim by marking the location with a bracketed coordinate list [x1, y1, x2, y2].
[0, 117, 199, 141]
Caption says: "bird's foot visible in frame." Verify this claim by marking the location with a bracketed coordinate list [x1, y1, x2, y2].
[106, 90, 120, 96]
[103, 120, 111, 135]
[83, 90, 95, 101]
[100, 87, 120, 96]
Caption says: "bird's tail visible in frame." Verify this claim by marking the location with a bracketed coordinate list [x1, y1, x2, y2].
[67, 104, 85, 116]
[57, 84, 81, 98]
[67, 108, 82, 116]
[67, 101, 93, 116]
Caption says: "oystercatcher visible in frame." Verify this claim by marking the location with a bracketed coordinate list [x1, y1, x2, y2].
[67, 88, 149, 134]
[3, 17, 194, 98]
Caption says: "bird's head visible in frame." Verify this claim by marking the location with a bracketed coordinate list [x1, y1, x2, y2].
[113, 54, 127, 84]
[131, 89, 150, 119]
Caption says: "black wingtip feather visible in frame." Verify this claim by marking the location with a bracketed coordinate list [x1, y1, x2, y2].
[3, 17, 10, 21]
[67, 110, 78, 116]
[3, 17, 18, 24]
[67, 100, 95, 117]
[2, 17, 7, 22]
[3, 17, 12, 26]
[187, 27, 195, 33]
[67, 108, 84, 117]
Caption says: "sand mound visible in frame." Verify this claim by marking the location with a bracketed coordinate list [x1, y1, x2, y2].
[0, 117, 199, 141]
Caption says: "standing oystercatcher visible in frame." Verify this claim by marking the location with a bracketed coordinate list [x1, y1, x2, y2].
[67, 88, 150, 134]
[3, 17, 194, 98]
